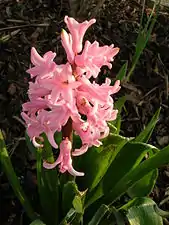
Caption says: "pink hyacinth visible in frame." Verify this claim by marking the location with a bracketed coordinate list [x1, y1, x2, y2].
[27, 47, 56, 79]
[75, 41, 119, 78]
[22, 16, 120, 176]
[64, 16, 96, 54]
[43, 138, 84, 176]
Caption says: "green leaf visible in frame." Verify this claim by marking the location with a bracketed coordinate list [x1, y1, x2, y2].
[113, 96, 126, 134]
[126, 198, 163, 225]
[107, 123, 117, 133]
[127, 169, 158, 198]
[30, 220, 46, 225]
[102, 144, 169, 205]
[114, 96, 126, 115]
[116, 61, 128, 81]
[36, 134, 59, 225]
[62, 181, 79, 216]
[88, 204, 109, 225]
[59, 208, 76, 225]
[0, 130, 36, 220]
[25, 132, 36, 155]
[126, 2, 158, 81]
[42, 133, 55, 163]
[109, 207, 126, 225]
[135, 108, 160, 143]
[76, 134, 129, 192]
[103, 133, 131, 148]
[86, 142, 155, 207]
[73, 195, 83, 214]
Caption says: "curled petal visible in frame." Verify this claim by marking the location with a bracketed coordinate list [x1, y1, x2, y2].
[93, 140, 103, 147]
[72, 144, 88, 156]
[46, 129, 58, 149]
[43, 51, 56, 61]
[109, 47, 120, 60]
[68, 166, 84, 176]
[111, 80, 121, 94]
[43, 161, 56, 169]
[32, 136, 44, 148]
[100, 127, 110, 139]
[43, 148, 62, 169]
[110, 110, 118, 121]
[31, 47, 45, 66]
[43, 158, 60, 169]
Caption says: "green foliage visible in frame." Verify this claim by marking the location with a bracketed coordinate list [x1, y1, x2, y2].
[62, 181, 79, 216]
[76, 134, 129, 192]
[85, 142, 158, 207]
[135, 108, 161, 143]
[59, 208, 76, 225]
[127, 169, 158, 198]
[30, 220, 46, 225]
[36, 134, 59, 225]
[73, 195, 83, 214]
[116, 61, 128, 81]
[88, 204, 109, 225]
[112, 96, 126, 134]
[0, 130, 36, 221]
[125, 198, 163, 225]
[126, 1, 159, 81]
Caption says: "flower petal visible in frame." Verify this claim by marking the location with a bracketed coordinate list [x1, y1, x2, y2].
[72, 144, 88, 156]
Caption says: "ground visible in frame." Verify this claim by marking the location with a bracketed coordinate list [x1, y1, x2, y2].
[0, 0, 169, 224]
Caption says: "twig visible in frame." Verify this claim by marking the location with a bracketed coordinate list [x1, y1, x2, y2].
[9, 137, 25, 156]
[141, 85, 160, 100]
[0, 23, 50, 32]
[6, 19, 26, 23]
[12, 116, 26, 127]
[158, 53, 169, 100]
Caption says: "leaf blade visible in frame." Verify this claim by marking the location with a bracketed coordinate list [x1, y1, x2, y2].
[0, 130, 36, 220]
[135, 108, 160, 143]
[88, 204, 109, 225]
[126, 198, 163, 225]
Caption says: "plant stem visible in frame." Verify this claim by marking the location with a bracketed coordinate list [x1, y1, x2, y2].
[62, 118, 73, 142]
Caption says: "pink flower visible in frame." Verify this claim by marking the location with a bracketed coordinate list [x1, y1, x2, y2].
[43, 138, 84, 176]
[27, 47, 57, 79]
[22, 98, 49, 116]
[40, 63, 81, 107]
[77, 76, 120, 105]
[64, 16, 96, 53]
[22, 16, 121, 176]
[61, 29, 74, 64]
[72, 144, 89, 156]
[28, 82, 50, 99]
[21, 110, 58, 148]
[73, 121, 102, 148]
[75, 41, 119, 78]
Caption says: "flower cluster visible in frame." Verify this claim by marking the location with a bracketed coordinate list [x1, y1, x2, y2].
[22, 16, 120, 176]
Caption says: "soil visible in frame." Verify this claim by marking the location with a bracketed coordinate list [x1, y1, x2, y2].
[0, 0, 169, 224]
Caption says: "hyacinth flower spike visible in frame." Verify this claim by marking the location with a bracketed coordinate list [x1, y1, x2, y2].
[22, 15, 121, 176]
